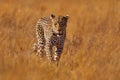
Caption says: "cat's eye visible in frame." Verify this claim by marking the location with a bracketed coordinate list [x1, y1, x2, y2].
[54, 23, 57, 25]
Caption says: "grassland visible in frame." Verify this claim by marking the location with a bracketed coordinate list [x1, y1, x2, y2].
[0, 0, 120, 80]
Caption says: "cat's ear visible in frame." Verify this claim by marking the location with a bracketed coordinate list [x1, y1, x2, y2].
[65, 15, 69, 19]
[50, 14, 55, 19]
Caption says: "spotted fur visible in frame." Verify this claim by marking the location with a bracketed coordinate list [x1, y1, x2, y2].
[33, 14, 69, 63]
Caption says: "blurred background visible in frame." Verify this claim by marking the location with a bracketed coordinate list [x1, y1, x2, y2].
[0, 0, 120, 80]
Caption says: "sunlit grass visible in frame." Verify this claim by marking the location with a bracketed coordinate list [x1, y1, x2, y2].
[0, 0, 120, 80]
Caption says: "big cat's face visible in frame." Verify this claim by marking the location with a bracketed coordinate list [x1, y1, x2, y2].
[51, 14, 69, 35]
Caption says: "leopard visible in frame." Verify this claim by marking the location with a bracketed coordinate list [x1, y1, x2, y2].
[33, 14, 69, 64]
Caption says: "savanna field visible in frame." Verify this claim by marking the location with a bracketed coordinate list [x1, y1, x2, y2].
[0, 0, 120, 80]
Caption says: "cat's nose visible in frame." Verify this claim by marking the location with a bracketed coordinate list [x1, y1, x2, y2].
[58, 29, 61, 31]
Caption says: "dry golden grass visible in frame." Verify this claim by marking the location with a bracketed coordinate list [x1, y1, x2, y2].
[0, 0, 120, 80]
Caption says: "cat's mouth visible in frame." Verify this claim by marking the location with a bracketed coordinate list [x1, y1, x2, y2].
[58, 31, 63, 35]
[53, 31, 63, 36]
